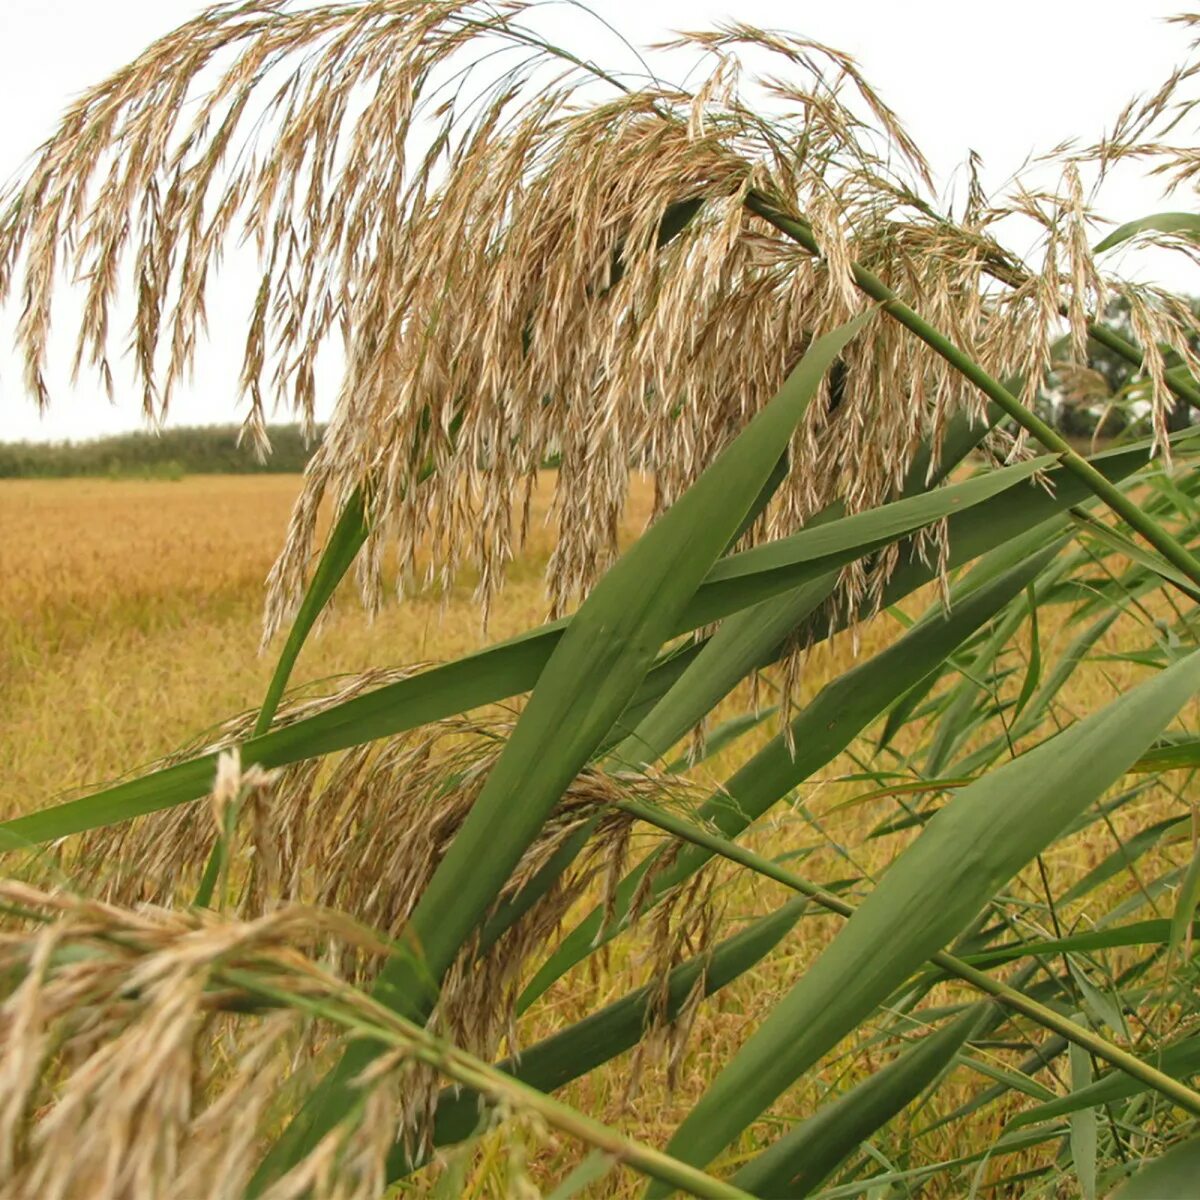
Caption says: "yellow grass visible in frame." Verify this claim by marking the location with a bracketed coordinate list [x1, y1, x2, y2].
[0, 473, 1189, 1197]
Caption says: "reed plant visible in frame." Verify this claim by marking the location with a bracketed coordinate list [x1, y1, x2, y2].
[3, 4, 1200, 1196]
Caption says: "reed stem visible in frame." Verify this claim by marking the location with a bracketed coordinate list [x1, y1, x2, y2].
[621, 799, 1200, 1119]
[745, 193, 1200, 591]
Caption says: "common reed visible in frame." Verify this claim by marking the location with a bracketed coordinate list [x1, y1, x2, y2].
[4, 4, 1200, 1197]
[5, 3, 1200, 625]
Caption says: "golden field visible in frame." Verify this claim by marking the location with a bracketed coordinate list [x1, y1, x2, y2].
[0, 472, 1190, 1196]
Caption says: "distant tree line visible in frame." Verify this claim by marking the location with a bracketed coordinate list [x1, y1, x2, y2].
[0, 424, 323, 478]
[5, 297, 1196, 481]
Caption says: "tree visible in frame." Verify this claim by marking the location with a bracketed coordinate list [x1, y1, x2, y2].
[1056, 294, 1200, 437]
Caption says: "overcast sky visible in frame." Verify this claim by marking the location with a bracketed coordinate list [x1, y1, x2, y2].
[1, 0, 1195, 442]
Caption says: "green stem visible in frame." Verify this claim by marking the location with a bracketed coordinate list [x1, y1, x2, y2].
[1086, 322, 1200, 413]
[744, 193, 1200, 592]
[193, 488, 368, 908]
[253, 488, 369, 738]
[887, 186, 1200, 414]
[225, 969, 753, 1200]
[618, 799, 1200, 1119]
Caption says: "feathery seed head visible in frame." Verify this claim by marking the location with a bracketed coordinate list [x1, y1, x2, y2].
[2, 2, 1197, 623]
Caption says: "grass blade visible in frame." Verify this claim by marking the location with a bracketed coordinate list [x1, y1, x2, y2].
[1094, 212, 1200, 254]
[650, 650, 1200, 1187]
[391, 897, 810, 1178]
[1, 436, 1170, 852]
[1011, 1029, 1200, 1126]
[521, 546, 1060, 1010]
[1113, 1136, 1200, 1199]
[731, 1005, 987, 1197]
[258, 315, 868, 1182]
[255, 488, 368, 737]
[1069, 1018, 1098, 1200]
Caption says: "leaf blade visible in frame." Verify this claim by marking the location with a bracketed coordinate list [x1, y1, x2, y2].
[650, 649, 1200, 1187]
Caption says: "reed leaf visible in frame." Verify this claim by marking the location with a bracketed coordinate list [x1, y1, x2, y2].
[730, 1005, 987, 1197]
[650, 650, 1200, 1187]
[1112, 1136, 1200, 1198]
[1094, 212, 1200, 254]
[390, 897, 810, 1177]
[522, 544, 1060, 1008]
[7, 432, 1158, 851]
[258, 316, 867, 1181]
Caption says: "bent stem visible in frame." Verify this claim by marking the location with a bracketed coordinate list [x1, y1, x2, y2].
[744, 193, 1200, 593]
[1086, 321, 1200, 412]
[881, 186, 1200, 414]
[225, 969, 754, 1200]
[617, 799, 1200, 1119]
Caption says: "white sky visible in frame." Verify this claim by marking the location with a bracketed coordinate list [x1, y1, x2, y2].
[0, 0, 1195, 442]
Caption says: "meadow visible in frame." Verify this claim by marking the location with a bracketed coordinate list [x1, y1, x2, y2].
[2, 470, 1191, 1197]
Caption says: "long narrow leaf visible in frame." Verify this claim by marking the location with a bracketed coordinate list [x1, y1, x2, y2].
[390, 897, 810, 1178]
[1113, 1136, 1200, 1199]
[259, 315, 868, 1182]
[650, 650, 1200, 1188]
[521, 545, 1061, 1010]
[731, 1005, 987, 1197]
[1094, 212, 1200, 254]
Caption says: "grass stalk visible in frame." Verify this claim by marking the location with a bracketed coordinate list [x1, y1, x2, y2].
[617, 799, 1200, 1118]
[224, 969, 754, 1200]
[744, 193, 1200, 592]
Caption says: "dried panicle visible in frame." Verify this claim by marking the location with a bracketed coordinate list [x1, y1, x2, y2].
[623, 869, 719, 1102]
[0, 880, 585, 1198]
[3, 3, 1197, 631]
[0, 880, 398, 1200]
[73, 707, 711, 1075]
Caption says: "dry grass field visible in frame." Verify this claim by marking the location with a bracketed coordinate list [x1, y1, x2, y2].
[1, 472, 1190, 1197]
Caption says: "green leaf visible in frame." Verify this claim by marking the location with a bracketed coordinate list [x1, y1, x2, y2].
[1131, 736, 1200, 772]
[545, 1152, 616, 1199]
[953, 918, 1192, 969]
[3, 442, 1093, 850]
[1057, 814, 1188, 907]
[1170, 837, 1200, 961]
[950, 605, 1124, 779]
[924, 590, 1029, 776]
[430, 1145, 473, 1199]
[731, 1006, 986, 1197]
[259, 315, 869, 1185]
[1068, 964, 1128, 1039]
[685, 456, 1047, 627]
[256, 488, 368, 736]
[1113, 1136, 1200, 1199]
[620, 404, 1004, 772]
[192, 489, 370, 907]
[1069, 1016, 1098, 1200]
[957, 1055, 1058, 1105]
[607, 573, 838, 769]
[925, 1032, 1068, 1133]
[1071, 509, 1200, 602]
[664, 709, 778, 774]
[1011, 1029, 1200, 1126]
[521, 544, 1061, 1011]
[2, 432, 1171, 855]
[1013, 585, 1042, 720]
[391, 897, 809, 1178]
[1094, 212, 1200, 254]
[649, 649, 1200, 1188]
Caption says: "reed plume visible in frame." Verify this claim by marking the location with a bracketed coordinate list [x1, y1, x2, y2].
[6, 2, 1199, 627]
